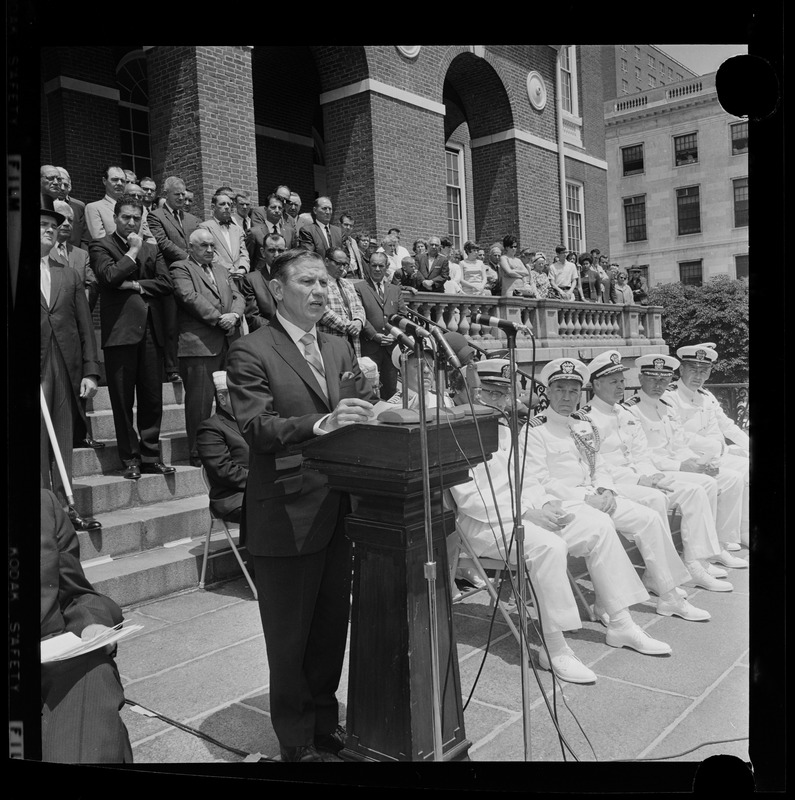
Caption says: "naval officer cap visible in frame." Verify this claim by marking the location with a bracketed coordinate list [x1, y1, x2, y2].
[635, 354, 680, 376]
[476, 358, 512, 385]
[539, 358, 589, 387]
[676, 343, 718, 363]
[588, 349, 628, 381]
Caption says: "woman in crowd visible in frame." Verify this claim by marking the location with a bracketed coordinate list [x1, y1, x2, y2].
[579, 252, 603, 302]
[527, 251, 556, 299]
[459, 241, 490, 295]
[413, 239, 427, 258]
[445, 249, 464, 294]
[612, 268, 635, 304]
[499, 235, 530, 297]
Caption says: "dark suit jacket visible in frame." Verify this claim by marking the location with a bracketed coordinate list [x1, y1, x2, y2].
[196, 411, 249, 520]
[146, 206, 202, 265]
[90, 235, 172, 348]
[170, 257, 245, 357]
[415, 252, 450, 292]
[226, 319, 377, 556]
[241, 268, 277, 330]
[40, 257, 100, 395]
[250, 208, 296, 237]
[67, 197, 91, 250]
[355, 279, 408, 358]
[52, 242, 98, 312]
[298, 221, 343, 255]
[249, 221, 296, 271]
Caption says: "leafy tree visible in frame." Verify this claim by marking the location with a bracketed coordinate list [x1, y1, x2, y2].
[648, 275, 748, 382]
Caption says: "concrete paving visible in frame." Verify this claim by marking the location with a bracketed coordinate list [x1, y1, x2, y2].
[111, 545, 754, 789]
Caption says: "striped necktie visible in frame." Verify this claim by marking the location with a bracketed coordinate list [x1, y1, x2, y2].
[299, 332, 328, 398]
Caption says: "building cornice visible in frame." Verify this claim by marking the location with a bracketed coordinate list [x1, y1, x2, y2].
[319, 79, 446, 115]
[43, 76, 120, 101]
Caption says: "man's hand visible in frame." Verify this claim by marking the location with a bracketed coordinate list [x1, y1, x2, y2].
[217, 313, 237, 330]
[346, 320, 363, 336]
[652, 474, 676, 492]
[680, 458, 705, 473]
[585, 490, 616, 515]
[126, 232, 143, 253]
[422, 279, 434, 290]
[324, 398, 374, 431]
[80, 376, 98, 399]
[378, 333, 395, 347]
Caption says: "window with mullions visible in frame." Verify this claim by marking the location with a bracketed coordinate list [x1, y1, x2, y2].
[117, 53, 152, 179]
[676, 186, 701, 235]
[445, 148, 464, 250]
[679, 260, 703, 286]
[733, 177, 749, 227]
[735, 254, 749, 279]
[623, 195, 647, 242]
[621, 144, 644, 176]
[566, 182, 584, 252]
[560, 46, 578, 115]
[731, 121, 748, 155]
[674, 132, 698, 166]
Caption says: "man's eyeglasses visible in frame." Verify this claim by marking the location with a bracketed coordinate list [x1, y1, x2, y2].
[329, 259, 350, 268]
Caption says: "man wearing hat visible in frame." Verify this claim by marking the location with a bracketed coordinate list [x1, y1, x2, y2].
[475, 358, 533, 424]
[584, 350, 730, 597]
[196, 371, 250, 525]
[522, 358, 708, 646]
[623, 354, 747, 571]
[40, 207, 103, 531]
[665, 343, 749, 550]
[446, 359, 664, 680]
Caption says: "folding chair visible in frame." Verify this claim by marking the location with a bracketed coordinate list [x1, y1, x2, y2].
[199, 468, 258, 599]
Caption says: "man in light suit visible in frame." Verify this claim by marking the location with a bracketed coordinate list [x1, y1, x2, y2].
[339, 213, 364, 279]
[226, 248, 376, 762]
[171, 229, 244, 466]
[355, 250, 408, 399]
[298, 196, 343, 254]
[40, 207, 102, 532]
[40, 488, 132, 763]
[415, 235, 450, 292]
[198, 190, 250, 286]
[90, 196, 175, 480]
[85, 166, 127, 240]
[146, 176, 203, 382]
[54, 166, 90, 249]
[250, 193, 295, 272]
[241, 232, 284, 330]
[51, 201, 102, 451]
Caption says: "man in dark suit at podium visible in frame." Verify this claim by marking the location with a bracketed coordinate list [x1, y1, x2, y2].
[226, 248, 376, 763]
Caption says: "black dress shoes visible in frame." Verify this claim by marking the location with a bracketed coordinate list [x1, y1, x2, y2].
[166, 372, 181, 383]
[314, 725, 346, 755]
[279, 744, 335, 763]
[67, 506, 102, 531]
[75, 436, 105, 449]
[140, 461, 176, 475]
[123, 462, 141, 480]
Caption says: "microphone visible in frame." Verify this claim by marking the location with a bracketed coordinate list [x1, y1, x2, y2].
[429, 327, 461, 369]
[388, 314, 432, 339]
[469, 313, 529, 334]
[387, 325, 416, 351]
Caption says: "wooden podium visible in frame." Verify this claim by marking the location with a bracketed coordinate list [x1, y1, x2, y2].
[300, 408, 499, 762]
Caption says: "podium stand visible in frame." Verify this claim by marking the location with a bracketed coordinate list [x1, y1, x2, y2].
[301, 410, 499, 762]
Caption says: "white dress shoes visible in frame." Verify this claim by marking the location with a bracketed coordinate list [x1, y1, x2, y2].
[455, 564, 488, 589]
[538, 647, 597, 684]
[656, 596, 711, 621]
[702, 560, 728, 578]
[605, 623, 672, 655]
[711, 549, 748, 569]
[684, 562, 733, 592]
[641, 571, 687, 599]
[723, 542, 742, 552]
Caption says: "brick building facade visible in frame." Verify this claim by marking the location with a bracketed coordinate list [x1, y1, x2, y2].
[41, 45, 610, 258]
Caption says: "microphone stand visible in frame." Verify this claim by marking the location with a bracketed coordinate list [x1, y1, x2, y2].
[504, 329, 533, 762]
[413, 337, 445, 761]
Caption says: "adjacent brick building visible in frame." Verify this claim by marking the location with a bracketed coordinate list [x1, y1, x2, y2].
[40, 45, 610, 257]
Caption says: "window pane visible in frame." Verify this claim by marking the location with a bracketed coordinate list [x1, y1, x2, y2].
[735, 254, 749, 279]
[622, 144, 644, 176]
[676, 187, 701, 235]
[118, 105, 131, 130]
[623, 195, 647, 242]
[731, 122, 748, 154]
[119, 129, 133, 155]
[733, 178, 749, 227]
[132, 132, 150, 159]
[679, 260, 703, 286]
[674, 133, 698, 165]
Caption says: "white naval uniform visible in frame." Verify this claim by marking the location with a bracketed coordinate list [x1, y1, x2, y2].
[664, 382, 749, 544]
[448, 426, 648, 630]
[521, 407, 691, 596]
[583, 396, 721, 562]
[623, 392, 745, 546]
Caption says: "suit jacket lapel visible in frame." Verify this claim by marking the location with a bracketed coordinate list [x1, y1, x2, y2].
[318, 333, 340, 408]
[271, 319, 331, 410]
[211, 219, 236, 263]
[47, 258, 64, 309]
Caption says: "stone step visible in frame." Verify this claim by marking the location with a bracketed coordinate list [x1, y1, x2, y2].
[73, 431, 191, 477]
[84, 527, 254, 609]
[87, 381, 185, 413]
[76, 494, 212, 561]
[73, 465, 206, 516]
[87, 403, 189, 442]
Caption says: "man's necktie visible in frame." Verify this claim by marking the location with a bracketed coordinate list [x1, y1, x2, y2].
[203, 265, 217, 290]
[174, 209, 184, 235]
[41, 261, 51, 304]
[299, 332, 328, 398]
[272, 224, 280, 237]
[376, 281, 384, 301]
[325, 225, 333, 248]
[58, 244, 68, 262]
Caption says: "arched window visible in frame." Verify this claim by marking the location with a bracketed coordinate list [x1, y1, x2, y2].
[116, 52, 152, 179]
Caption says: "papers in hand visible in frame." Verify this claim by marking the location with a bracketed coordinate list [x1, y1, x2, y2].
[41, 622, 143, 663]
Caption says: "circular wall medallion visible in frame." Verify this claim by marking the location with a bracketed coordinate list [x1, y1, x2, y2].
[526, 71, 547, 110]
[396, 46, 421, 60]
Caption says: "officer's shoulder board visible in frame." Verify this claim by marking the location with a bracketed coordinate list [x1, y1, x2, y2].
[527, 415, 547, 428]
[580, 403, 592, 413]
[666, 382, 679, 392]
[659, 397, 671, 407]
[697, 388, 709, 396]
[570, 410, 592, 422]
[621, 396, 641, 408]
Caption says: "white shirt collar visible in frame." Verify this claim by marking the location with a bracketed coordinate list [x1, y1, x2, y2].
[676, 382, 698, 400]
[104, 194, 117, 204]
[590, 395, 617, 415]
[545, 406, 572, 427]
[276, 310, 318, 347]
